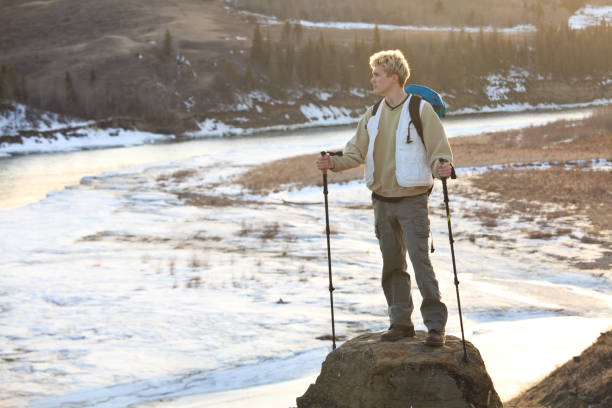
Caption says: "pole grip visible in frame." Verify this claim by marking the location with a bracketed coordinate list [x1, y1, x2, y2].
[320, 151, 328, 175]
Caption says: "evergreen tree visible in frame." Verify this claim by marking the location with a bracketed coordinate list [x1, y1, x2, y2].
[163, 29, 173, 57]
[373, 25, 381, 52]
[64, 71, 78, 107]
[89, 68, 97, 86]
[294, 22, 303, 47]
[19, 75, 28, 102]
[281, 21, 291, 44]
[0, 67, 4, 98]
[250, 24, 264, 62]
[244, 62, 256, 89]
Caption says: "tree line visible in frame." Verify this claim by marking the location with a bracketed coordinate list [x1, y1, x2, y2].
[243, 21, 611, 97]
[229, 0, 593, 28]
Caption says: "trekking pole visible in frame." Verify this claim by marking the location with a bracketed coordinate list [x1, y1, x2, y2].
[320, 151, 342, 350]
[440, 161, 469, 363]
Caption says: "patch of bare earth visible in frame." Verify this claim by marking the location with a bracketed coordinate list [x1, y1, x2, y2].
[505, 330, 612, 408]
[468, 168, 610, 237]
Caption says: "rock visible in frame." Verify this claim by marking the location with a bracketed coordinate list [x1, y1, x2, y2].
[297, 330, 502, 408]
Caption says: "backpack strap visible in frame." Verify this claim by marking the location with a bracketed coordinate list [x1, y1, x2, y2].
[408, 94, 436, 197]
[365, 98, 384, 130]
[372, 98, 384, 116]
[408, 95, 424, 144]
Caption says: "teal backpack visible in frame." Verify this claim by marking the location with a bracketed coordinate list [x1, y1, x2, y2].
[371, 84, 446, 144]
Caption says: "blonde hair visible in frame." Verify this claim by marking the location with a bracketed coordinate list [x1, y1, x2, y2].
[369, 49, 410, 87]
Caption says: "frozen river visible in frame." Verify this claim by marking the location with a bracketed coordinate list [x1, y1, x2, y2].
[0, 107, 610, 407]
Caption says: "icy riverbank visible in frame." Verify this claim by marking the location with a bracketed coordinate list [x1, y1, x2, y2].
[2, 99, 610, 156]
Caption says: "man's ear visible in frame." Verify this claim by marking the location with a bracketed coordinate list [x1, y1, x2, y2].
[392, 73, 400, 85]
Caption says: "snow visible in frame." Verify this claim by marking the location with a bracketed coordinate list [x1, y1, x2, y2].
[299, 104, 354, 125]
[238, 10, 536, 33]
[0, 101, 93, 136]
[569, 5, 612, 29]
[0, 127, 170, 155]
[485, 69, 529, 102]
[451, 98, 612, 116]
[0, 102, 171, 155]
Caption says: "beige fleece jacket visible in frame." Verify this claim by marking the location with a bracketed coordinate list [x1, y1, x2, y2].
[332, 97, 453, 197]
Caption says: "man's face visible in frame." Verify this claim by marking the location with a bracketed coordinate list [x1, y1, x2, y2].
[370, 65, 397, 96]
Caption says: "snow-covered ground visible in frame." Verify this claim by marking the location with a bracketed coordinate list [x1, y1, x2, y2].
[233, 8, 536, 33]
[235, 4, 612, 32]
[569, 4, 612, 29]
[0, 125, 610, 407]
[0, 102, 169, 157]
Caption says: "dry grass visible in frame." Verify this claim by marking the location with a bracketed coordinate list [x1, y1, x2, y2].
[237, 154, 364, 194]
[175, 192, 241, 207]
[452, 105, 612, 168]
[470, 168, 610, 234]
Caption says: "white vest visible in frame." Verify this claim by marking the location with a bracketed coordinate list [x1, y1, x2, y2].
[365, 96, 433, 189]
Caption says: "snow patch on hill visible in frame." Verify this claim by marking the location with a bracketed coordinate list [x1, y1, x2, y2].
[569, 5, 612, 29]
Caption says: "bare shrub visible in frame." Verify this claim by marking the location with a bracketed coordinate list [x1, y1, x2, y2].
[588, 105, 612, 132]
[261, 222, 280, 241]
[186, 276, 201, 288]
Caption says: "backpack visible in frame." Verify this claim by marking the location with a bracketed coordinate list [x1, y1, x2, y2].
[370, 84, 446, 145]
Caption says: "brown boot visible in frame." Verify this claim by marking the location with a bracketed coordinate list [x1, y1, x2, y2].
[425, 329, 446, 347]
[381, 324, 415, 342]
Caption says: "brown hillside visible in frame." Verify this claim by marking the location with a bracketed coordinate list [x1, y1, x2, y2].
[506, 330, 612, 408]
[0, 0, 253, 127]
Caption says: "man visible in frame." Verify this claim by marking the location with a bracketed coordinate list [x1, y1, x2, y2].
[315, 49, 453, 346]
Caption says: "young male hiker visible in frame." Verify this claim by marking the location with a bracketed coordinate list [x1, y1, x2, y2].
[315, 50, 453, 347]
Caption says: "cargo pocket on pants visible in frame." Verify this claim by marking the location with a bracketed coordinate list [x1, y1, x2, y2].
[414, 216, 430, 238]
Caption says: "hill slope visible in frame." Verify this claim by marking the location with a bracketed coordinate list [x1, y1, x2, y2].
[506, 330, 611, 408]
[1, 0, 611, 136]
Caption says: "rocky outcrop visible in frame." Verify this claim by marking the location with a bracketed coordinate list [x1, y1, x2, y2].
[297, 330, 502, 408]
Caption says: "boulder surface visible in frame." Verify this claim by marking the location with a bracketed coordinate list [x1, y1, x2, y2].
[297, 330, 502, 408]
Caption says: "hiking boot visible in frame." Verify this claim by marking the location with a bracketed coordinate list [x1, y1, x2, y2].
[425, 329, 446, 347]
[381, 324, 415, 342]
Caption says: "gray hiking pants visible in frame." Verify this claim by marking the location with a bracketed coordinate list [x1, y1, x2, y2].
[373, 193, 448, 332]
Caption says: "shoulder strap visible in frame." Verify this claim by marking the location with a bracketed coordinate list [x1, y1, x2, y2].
[408, 95, 424, 144]
[371, 98, 383, 116]
[365, 98, 384, 130]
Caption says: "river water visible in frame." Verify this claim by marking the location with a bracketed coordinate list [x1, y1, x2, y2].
[1, 106, 610, 407]
[0, 107, 594, 209]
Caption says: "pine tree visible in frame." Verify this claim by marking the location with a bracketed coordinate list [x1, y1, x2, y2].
[251, 24, 264, 63]
[294, 22, 303, 47]
[373, 25, 381, 52]
[64, 71, 78, 107]
[244, 62, 256, 89]
[0, 67, 4, 98]
[163, 29, 173, 57]
[281, 21, 291, 44]
[89, 68, 97, 86]
[19, 75, 28, 102]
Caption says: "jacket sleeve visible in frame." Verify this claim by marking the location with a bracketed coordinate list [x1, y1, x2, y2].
[331, 109, 372, 172]
[421, 103, 453, 179]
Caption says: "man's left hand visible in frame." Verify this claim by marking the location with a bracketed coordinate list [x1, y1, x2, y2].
[436, 161, 452, 179]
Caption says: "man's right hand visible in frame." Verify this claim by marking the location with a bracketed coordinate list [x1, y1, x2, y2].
[316, 153, 334, 171]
